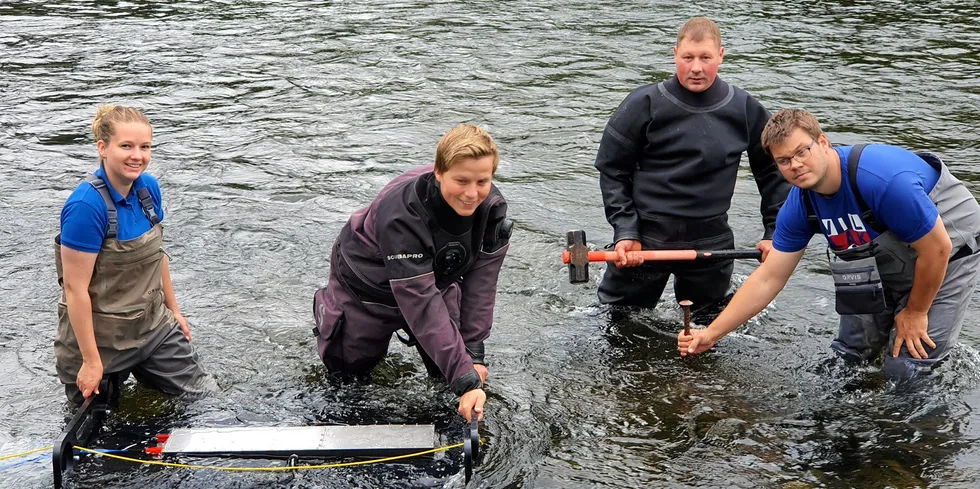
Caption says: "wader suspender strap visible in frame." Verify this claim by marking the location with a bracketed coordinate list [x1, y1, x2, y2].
[803, 191, 819, 233]
[84, 176, 160, 239]
[804, 144, 887, 234]
[85, 175, 118, 239]
[845, 144, 886, 233]
[136, 187, 161, 226]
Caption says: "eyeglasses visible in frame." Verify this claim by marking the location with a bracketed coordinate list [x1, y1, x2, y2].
[774, 140, 816, 168]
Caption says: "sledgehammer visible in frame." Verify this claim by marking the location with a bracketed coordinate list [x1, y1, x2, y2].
[563, 230, 763, 283]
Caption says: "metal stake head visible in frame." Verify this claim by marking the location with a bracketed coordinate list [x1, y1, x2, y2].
[679, 300, 693, 335]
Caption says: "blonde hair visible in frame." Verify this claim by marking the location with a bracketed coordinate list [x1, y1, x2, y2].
[761, 109, 824, 153]
[434, 124, 499, 174]
[677, 17, 722, 48]
[92, 104, 151, 145]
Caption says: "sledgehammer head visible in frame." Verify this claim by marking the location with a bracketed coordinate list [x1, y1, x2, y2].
[566, 230, 590, 284]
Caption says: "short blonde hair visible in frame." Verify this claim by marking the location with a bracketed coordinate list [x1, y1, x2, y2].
[434, 124, 499, 174]
[761, 109, 824, 154]
[92, 104, 151, 144]
[677, 17, 722, 48]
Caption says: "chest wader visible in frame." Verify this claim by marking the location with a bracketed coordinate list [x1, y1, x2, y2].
[54, 176, 172, 383]
[807, 146, 980, 312]
[807, 146, 980, 375]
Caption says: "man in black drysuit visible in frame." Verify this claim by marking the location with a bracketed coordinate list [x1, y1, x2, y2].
[594, 17, 790, 319]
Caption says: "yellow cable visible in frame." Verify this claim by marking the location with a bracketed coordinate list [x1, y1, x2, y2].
[73, 442, 467, 471]
[1, 438, 481, 469]
[0, 445, 55, 461]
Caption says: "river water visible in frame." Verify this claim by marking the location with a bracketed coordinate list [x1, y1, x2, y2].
[2, 1, 980, 488]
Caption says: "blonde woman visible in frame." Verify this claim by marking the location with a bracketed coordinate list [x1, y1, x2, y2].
[313, 124, 511, 422]
[55, 105, 215, 406]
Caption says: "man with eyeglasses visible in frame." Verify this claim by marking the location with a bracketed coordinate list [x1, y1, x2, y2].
[593, 17, 790, 320]
[678, 108, 980, 381]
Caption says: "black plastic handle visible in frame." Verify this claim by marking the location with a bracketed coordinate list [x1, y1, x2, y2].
[696, 249, 763, 261]
[53, 380, 112, 489]
[463, 414, 480, 484]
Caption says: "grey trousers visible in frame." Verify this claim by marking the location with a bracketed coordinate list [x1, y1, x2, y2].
[63, 323, 216, 406]
[831, 251, 980, 380]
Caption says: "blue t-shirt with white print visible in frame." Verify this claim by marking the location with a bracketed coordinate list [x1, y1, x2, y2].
[772, 144, 940, 253]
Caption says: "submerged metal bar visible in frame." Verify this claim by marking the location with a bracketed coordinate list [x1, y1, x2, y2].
[158, 425, 437, 458]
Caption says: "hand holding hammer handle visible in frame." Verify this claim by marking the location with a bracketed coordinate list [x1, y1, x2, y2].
[565, 230, 763, 284]
[561, 249, 762, 264]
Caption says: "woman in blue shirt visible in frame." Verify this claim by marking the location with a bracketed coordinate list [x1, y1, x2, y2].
[55, 105, 215, 406]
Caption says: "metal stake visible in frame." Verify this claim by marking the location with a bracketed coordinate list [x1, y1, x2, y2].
[679, 300, 693, 335]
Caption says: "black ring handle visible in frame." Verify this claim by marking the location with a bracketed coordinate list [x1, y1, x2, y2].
[53, 379, 112, 489]
[463, 413, 480, 483]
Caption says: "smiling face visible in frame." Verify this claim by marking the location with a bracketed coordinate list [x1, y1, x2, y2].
[673, 35, 724, 92]
[434, 154, 495, 216]
[97, 121, 152, 192]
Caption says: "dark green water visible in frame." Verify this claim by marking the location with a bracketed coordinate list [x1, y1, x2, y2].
[2, 1, 980, 487]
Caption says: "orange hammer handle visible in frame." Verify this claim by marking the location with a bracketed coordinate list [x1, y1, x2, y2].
[562, 250, 697, 263]
[561, 249, 761, 264]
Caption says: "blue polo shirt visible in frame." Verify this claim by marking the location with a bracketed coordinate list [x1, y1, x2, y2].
[60, 166, 165, 253]
[772, 144, 940, 253]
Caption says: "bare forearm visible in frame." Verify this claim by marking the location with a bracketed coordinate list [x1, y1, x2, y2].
[64, 288, 101, 364]
[705, 268, 786, 341]
[161, 256, 181, 314]
[906, 252, 947, 314]
[905, 217, 952, 314]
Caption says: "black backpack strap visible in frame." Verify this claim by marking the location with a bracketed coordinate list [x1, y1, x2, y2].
[136, 186, 160, 226]
[84, 175, 118, 239]
[846, 144, 886, 233]
[803, 189, 820, 234]
[802, 144, 886, 235]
